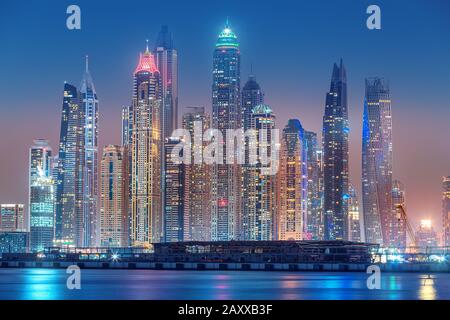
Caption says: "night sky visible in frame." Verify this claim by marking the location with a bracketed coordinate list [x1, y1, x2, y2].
[0, 0, 449, 232]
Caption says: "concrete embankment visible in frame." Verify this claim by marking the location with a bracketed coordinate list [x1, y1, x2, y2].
[1, 261, 449, 272]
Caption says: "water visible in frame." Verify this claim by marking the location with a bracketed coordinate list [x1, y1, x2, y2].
[0, 268, 448, 300]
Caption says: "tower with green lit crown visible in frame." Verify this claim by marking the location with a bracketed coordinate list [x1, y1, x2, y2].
[211, 20, 241, 241]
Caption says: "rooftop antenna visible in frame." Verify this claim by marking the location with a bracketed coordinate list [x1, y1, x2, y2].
[145, 39, 150, 53]
[85, 55, 89, 72]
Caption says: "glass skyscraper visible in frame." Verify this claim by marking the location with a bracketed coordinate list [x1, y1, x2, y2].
[322, 59, 349, 241]
[164, 137, 185, 242]
[0, 204, 25, 232]
[347, 183, 361, 242]
[182, 107, 211, 241]
[55, 83, 82, 246]
[277, 119, 307, 240]
[362, 77, 394, 245]
[79, 56, 99, 247]
[29, 139, 54, 252]
[130, 43, 163, 246]
[305, 130, 323, 240]
[211, 21, 241, 241]
[443, 176, 450, 246]
[392, 180, 407, 247]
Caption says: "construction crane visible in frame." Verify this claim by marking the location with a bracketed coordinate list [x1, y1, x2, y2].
[395, 204, 418, 248]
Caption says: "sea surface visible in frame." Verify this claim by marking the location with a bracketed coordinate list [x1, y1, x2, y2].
[0, 268, 448, 300]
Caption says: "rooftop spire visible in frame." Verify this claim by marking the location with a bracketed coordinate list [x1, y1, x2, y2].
[145, 39, 150, 53]
[85, 55, 89, 72]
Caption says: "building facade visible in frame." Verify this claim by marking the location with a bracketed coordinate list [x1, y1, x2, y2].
[211, 21, 241, 241]
[100, 145, 129, 247]
[443, 176, 450, 246]
[29, 139, 54, 252]
[154, 25, 178, 139]
[55, 83, 82, 246]
[322, 59, 349, 241]
[304, 130, 323, 240]
[362, 77, 394, 245]
[130, 43, 163, 246]
[347, 183, 361, 242]
[182, 107, 211, 241]
[0, 204, 25, 232]
[242, 104, 276, 240]
[79, 57, 99, 247]
[164, 138, 185, 242]
[416, 220, 438, 248]
[277, 120, 307, 241]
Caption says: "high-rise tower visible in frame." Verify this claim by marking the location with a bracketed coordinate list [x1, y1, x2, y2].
[79, 56, 99, 247]
[182, 107, 211, 241]
[362, 77, 393, 245]
[347, 183, 361, 242]
[130, 43, 163, 246]
[392, 180, 407, 247]
[442, 176, 450, 246]
[277, 120, 307, 240]
[29, 139, 54, 252]
[211, 20, 241, 241]
[322, 59, 349, 240]
[55, 83, 82, 246]
[154, 26, 178, 139]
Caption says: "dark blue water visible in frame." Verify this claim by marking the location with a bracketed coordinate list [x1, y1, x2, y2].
[0, 269, 448, 300]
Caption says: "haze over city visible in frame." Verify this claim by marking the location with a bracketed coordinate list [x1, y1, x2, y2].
[0, 0, 449, 231]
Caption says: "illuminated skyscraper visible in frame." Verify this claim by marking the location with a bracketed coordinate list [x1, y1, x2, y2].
[182, 107, 211, 241]
[347, 183, 361, 242]
[211, 21, 241, 241]
[164, 137, 185, 242]
[0, 204, 25, 232]
[55, 83, 82, 246]
[130, 43, 163, 246]
[241, 75, 264, 131]
[242, 104, 276, 240]
[443, 176, 450, 246]
[79, 56, 99, 247]
[154, 26, 178, 139]
[304, 130, 323, 240]
[416, 220, 438, 248]
[322, 59, 349, 241]
[29, 139, 54, 252]
[100, 145, 129, 247]
[277, 120, 307, 240]
[121, 105, 133, 146]
[392, 180, 407, 247]
[362, 77, 393, 245]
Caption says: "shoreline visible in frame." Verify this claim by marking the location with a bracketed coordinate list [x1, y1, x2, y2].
[1, 261, 450, 273]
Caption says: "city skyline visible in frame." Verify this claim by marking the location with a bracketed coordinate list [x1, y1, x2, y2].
[1, 0, 450, 233]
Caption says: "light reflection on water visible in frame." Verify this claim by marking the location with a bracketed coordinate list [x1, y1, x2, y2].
[0, 269, 447, 300]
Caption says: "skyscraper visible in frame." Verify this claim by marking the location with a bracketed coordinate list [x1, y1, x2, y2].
[154, 26, 178, 139]
[99, 145, 129, 247]
[164, 137, 185, 242]
[362, 77, 393, 245]
[392, 180, 407, 247]
[347, 183, 361, 242]
[416, 220, 438, 248]
[304, 130, 323, 240]
[29, 139, 54, 252]
[79, 56, 99, 247]
[242, 104, 276, 240]
[442, 176, 450, 246]
[211, 21, 241, 241]
[130, 43, 163, 246]
[241, 75, 264, 131]
[322, 59, 349, 241]
[0, 204, 25, 232]
[182, 107, 211, 241]
[55, 83, 82, 246]
[277, 120, 307, 241]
